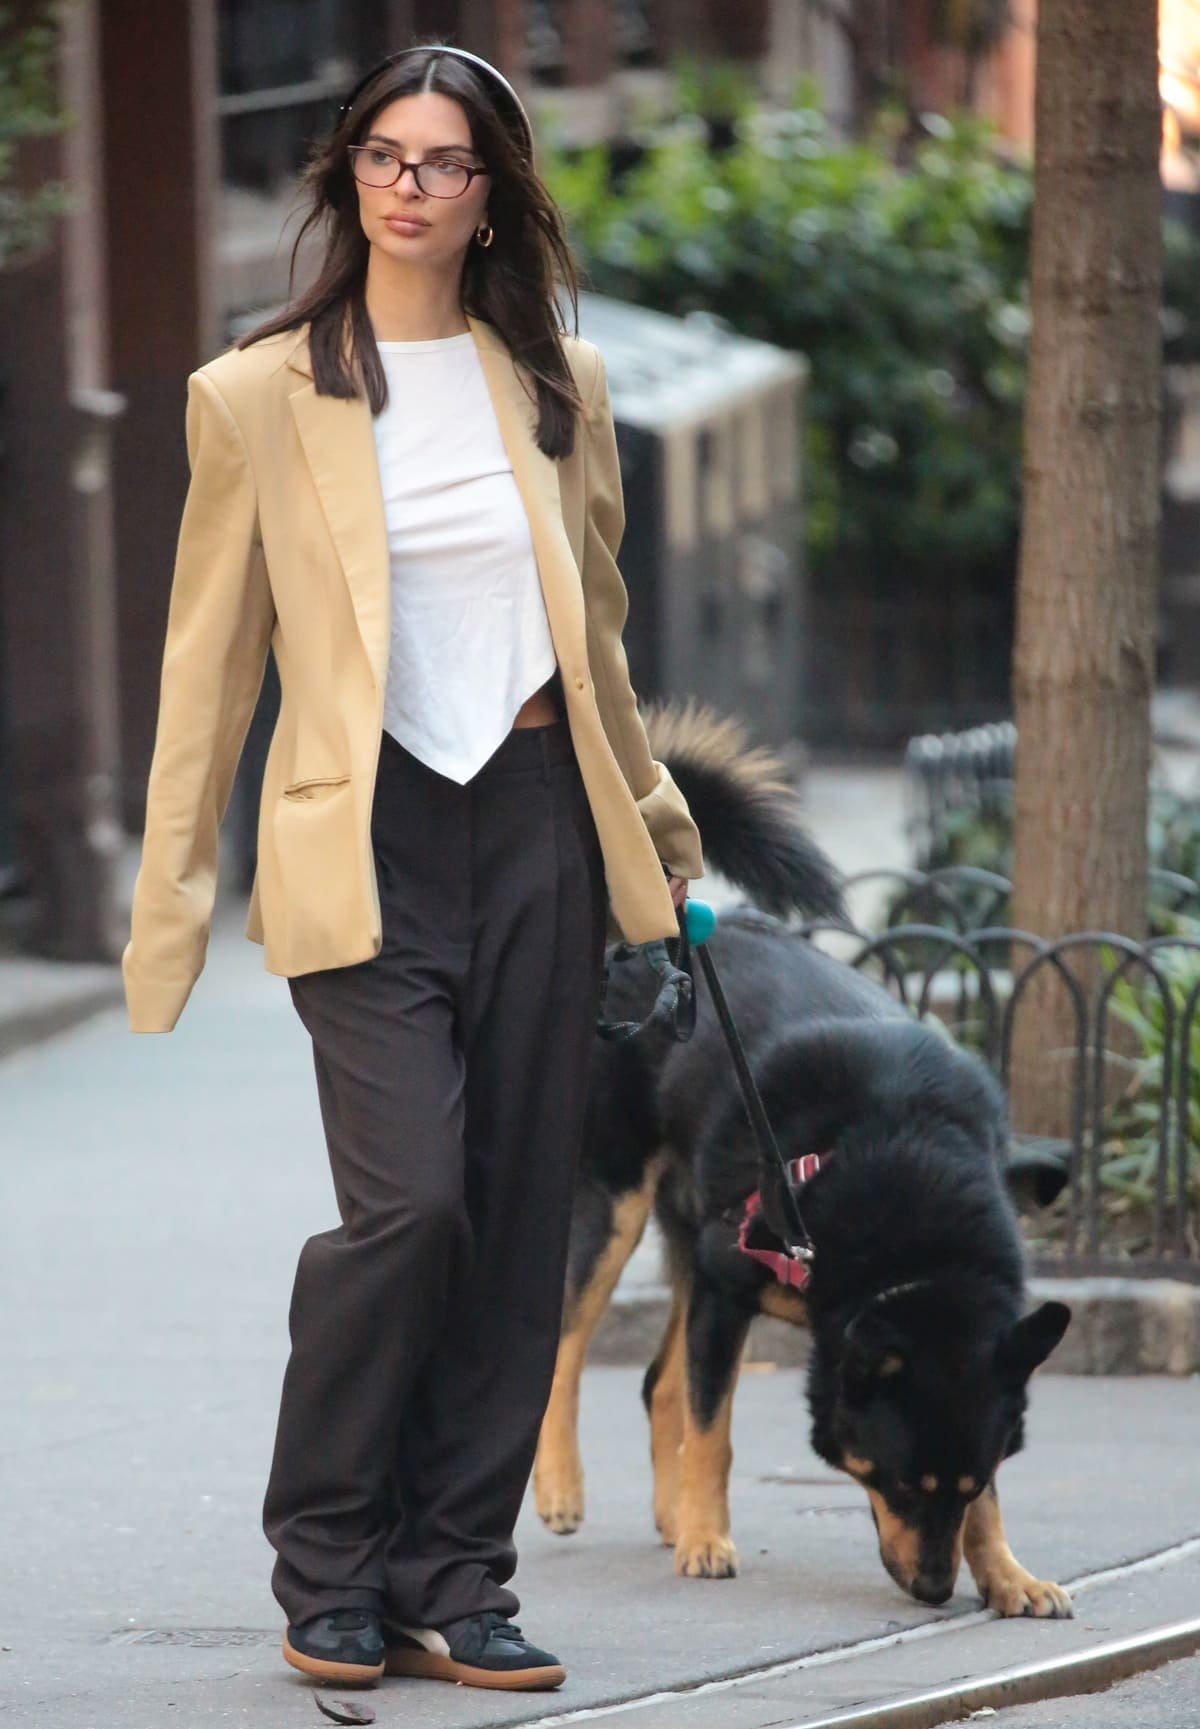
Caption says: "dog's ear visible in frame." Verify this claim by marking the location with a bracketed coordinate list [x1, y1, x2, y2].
[994, 1302, 1071, 1386]
[840, 1318, 906, 1405]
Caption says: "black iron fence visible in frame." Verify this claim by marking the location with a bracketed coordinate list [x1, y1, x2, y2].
[903, 721, 1016, 872]
[903, 717, 1200, 890]
[795, 864, 1200, 1283]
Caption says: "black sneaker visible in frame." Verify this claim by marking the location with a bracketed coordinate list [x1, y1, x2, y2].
[282, 1608, 386, 1685]
[384, 1610, 565, 1690]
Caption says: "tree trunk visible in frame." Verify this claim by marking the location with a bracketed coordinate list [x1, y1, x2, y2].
[1008, 0, 1162, 1137]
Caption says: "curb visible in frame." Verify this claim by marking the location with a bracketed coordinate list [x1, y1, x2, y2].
[790, 1616, 1200, 1729]
[593, 1276, 1200, 1376]
[1038, 1275, 1200, 1376]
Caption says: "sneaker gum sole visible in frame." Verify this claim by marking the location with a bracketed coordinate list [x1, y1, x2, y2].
[384, 1648, 566, 1691]
[282, 1632, 385, 1686]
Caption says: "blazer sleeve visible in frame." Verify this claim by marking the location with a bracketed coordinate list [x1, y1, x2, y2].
[121, 370, 275, 1033]
[580, 349, 705, 881]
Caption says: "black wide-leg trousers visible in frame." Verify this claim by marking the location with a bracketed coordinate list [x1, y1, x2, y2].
[263, 719, 607, 1631]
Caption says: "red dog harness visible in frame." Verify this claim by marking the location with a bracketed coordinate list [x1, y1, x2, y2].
[737, 1153, 828, 1290]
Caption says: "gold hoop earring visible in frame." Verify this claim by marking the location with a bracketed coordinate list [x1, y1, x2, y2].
[475, 222, 494, 249]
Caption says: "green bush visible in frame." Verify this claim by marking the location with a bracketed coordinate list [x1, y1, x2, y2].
[546, 100, 1200, 579]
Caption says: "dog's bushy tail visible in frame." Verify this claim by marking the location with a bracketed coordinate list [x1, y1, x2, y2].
[644, 702, 845, 922]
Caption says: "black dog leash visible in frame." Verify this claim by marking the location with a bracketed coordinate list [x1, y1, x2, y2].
[596, 903, 815, 1267]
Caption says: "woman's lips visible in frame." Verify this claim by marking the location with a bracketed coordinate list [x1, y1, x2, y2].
[385, 215, 430, 233]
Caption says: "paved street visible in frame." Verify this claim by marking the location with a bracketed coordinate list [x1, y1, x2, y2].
[4, 910, 1199, 1729]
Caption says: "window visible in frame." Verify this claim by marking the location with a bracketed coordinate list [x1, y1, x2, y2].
[218, 0, 359, 191]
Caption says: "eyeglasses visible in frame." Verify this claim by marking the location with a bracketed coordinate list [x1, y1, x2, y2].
[347, 146, 488, 198]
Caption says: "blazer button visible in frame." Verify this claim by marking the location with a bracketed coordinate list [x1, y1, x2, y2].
[574, 675, 586, 690]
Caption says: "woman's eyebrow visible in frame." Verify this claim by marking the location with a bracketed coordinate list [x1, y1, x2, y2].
[363, 133, 477, 156]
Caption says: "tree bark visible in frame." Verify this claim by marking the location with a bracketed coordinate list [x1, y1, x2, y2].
[1008, 0, 1162, 1135]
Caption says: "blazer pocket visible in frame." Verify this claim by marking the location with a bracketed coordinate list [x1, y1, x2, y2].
[281, 773, 351, 802]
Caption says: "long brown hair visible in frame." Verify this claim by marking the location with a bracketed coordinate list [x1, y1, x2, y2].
[239, 43, 586, 459]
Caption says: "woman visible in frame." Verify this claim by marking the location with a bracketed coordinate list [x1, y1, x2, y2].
[123, 42, 703, 1695]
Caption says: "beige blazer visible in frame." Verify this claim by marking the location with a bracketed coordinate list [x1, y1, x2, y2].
[122, 314, 704, 1033]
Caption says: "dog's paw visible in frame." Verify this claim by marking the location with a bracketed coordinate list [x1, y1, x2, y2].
[674, 1531, 739, 1579]
[533, 1453, 584, 1536]
[538, 1494, 584, 1536]
[978, 1564, 1073, 1619]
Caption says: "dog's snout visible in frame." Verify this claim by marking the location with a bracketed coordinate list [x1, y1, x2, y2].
[872, 1494, 961, 1606]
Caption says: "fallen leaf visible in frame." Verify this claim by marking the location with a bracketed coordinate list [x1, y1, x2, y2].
[314, 1692, 376, 1725]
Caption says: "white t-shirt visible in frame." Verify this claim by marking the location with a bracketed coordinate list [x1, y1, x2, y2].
[371, 331, 558, 783]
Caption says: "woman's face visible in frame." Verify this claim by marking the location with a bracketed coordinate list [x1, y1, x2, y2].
[352, 91, 491, 271]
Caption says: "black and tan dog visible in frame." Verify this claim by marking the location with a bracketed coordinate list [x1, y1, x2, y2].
[534, 706, 1072, 1618]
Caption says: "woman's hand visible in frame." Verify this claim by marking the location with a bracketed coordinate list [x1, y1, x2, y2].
[666, 874, 688, 910]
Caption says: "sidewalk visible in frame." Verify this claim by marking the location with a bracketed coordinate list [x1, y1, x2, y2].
[4, 920, 1200, 1728]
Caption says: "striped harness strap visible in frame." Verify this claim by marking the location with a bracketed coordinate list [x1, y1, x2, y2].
[736, 1154, 828, 1291]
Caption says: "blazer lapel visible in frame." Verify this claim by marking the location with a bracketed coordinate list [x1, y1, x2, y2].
[467, 313, 587, 666]
[287, 347, 391, 693]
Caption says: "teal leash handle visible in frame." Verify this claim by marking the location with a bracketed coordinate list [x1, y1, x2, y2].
[684, 899, 718, 945]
